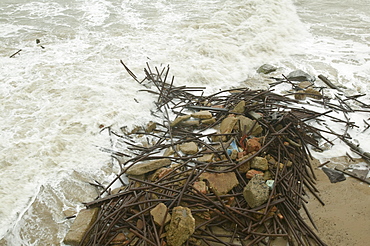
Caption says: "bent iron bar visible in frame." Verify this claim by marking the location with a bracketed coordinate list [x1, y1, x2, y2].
[79, 63, 362, 246]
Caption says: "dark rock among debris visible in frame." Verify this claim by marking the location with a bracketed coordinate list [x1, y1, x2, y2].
[287, 69, 315, 82]
[257, 64, 277, 74]
[322, 167, 346, 183]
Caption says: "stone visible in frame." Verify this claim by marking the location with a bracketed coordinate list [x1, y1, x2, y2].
[200, 172, 239, 195]
[146, 121, 156, 132]
[236, 115, 262, 136]
[111, 233, 127, 244]
[164, 147, 175, 156]
[126, 158, 171, 175]
[257, 64, 277, 74]
[245, 138, 261, 153]
[170, 115, 191, 127]
[191, 110, 212, 119]
[193, 181, 208, 194]
[263, 170, 273, 180]
[179, 142, 198, 155]
[294, 92, 306, 100]
[230, 149, 238, 160]
[246, 169, 264, 179]
[179, 120, 200, 127]
[322, 167, 346, 183]
[251, 157, 269, 171]
[166, 206, 195, 246]
[111, 186, 126, 195]
[286, 69, 315, 82]
[230, 100, 245, 114]
[298, 81, 313, 89]
[304, 88, 322, 99]
[197, 153, 214, 163]
[137, 219, 144, 230]
[220, 116, 238, 138]
[220, 116, 238, 142]
[237, 153, 253, 173]
[201, 118, 216, 125]
[150, 203, 171, 226]
[150, 167, 173, 181]
[243, 175, 270, 208]
[63, 208, 100, 246]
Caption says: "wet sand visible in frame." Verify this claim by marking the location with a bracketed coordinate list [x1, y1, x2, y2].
[302, 158, 370, 246]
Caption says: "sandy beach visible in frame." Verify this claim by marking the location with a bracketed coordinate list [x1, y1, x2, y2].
[302, 157, 370, 246]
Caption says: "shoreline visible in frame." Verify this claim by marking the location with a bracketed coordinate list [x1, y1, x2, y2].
[302, 157, 370, 246]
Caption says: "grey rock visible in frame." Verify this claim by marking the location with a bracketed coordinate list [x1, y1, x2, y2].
[322, 167, 346, 183]
[257, 64, 277, 74]
[287, 70, 315, 82]
[243, 175, 269, 208]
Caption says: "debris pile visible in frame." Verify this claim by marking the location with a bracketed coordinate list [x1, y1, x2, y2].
[66, 64, 370, 246]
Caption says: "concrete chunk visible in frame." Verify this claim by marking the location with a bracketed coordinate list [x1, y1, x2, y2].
[200, 172, 239, 195]
[150, 203, 171, 226]
[191, 110, 212, 119]
[166, 206, 195, 246]
[179, 142, 198, 155]
[63, 207, 99, 246]
[243, 175, 269, 208]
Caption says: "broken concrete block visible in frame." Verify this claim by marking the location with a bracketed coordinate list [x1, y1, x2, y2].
[220, 116, 238, 141]
[126, 158, 171, 175]
[171, 115, 191, 127]
[220, 116, 238, 134]
[193, 181, 208, 194]
[179, 120, 200, 127]
[230, 100, 245, 114]
[197, 153, 214, 163]
[245, 138, 261, 153]
[179, 142, 198, 155]
[201, 117, 216, 125]
[150, 203, 171, 226]
[243, 175, 269, 208]
[200, 172, 239, 195]
[166, 206, 195, 246]
[251, 157, 269, 171]
[237, 153, 253, 173]
[191, 110, 212, 119]
[63, 207, 99, 246]
[236, 115, 262, 136]
[246, 169, 264, 179]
